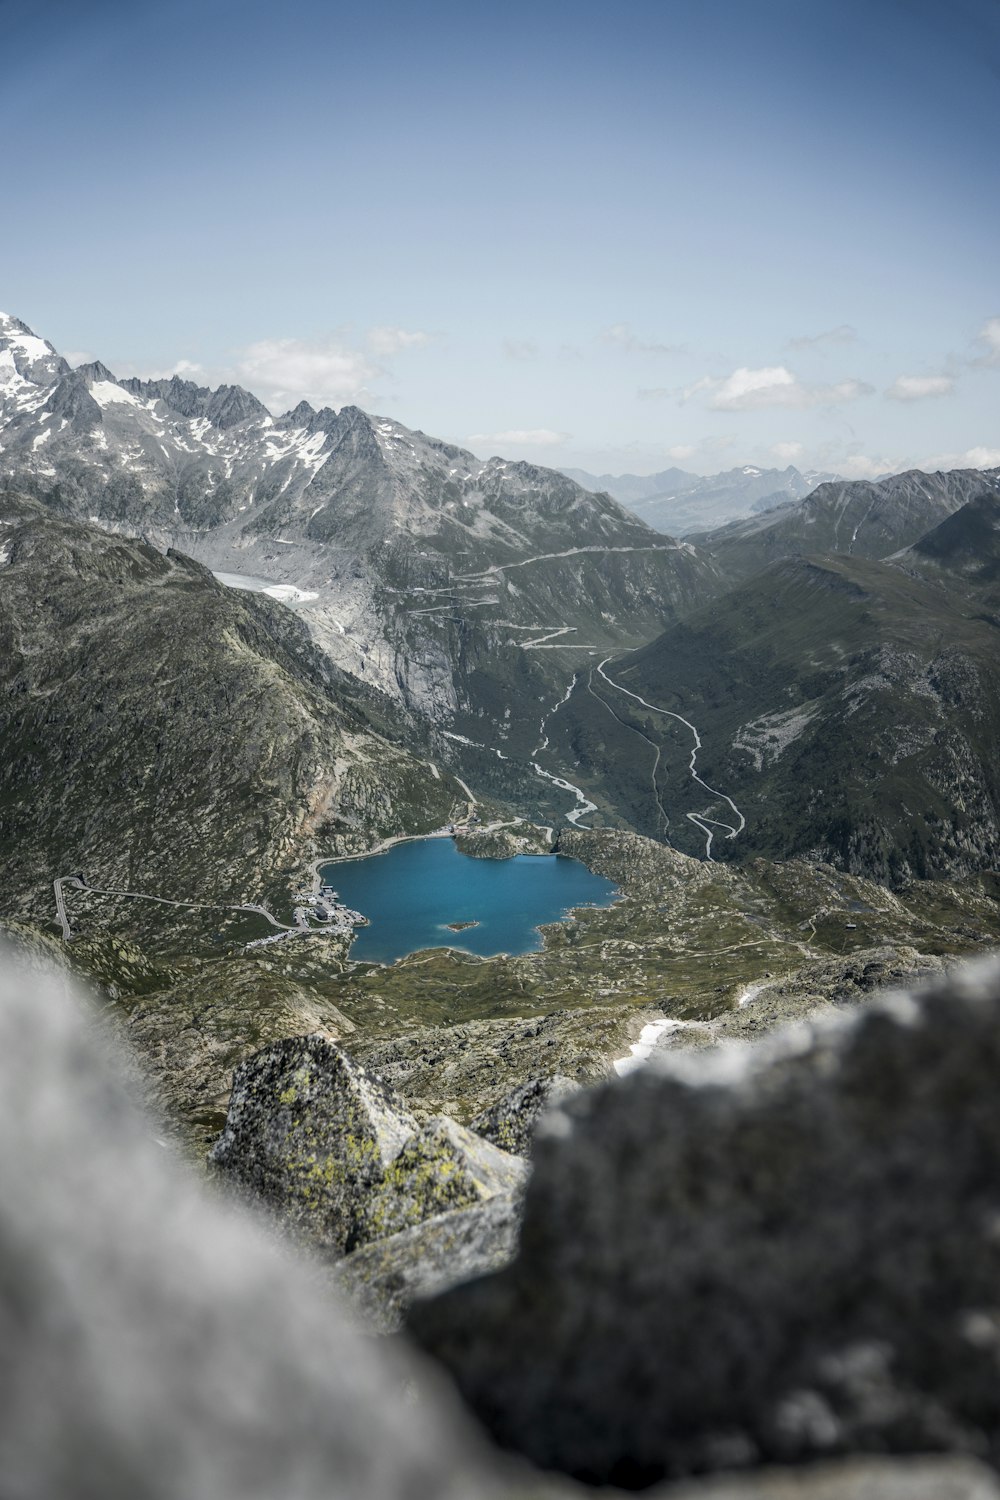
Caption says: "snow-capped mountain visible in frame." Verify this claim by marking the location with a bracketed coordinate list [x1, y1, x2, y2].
[0, 311, 663, 559]
[0, 312, 715, 786]
[0, 315, 71, 415]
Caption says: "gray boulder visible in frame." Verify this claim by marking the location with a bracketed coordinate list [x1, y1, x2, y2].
[0, 946, 497, 1500]
[359, 1115, 527, 1245]
[471, 1075, 580, 1157]
[334, 1191, 524, 1333]
[209, 1033, 417, 1255]
[411, 957, 1000, 1487]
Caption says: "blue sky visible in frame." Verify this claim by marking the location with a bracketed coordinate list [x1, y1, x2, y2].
[2, 0, 998, 476]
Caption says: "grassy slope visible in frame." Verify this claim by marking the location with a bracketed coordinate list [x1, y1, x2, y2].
[545, 552, 1000, 882]
[0, 496, 462, 946]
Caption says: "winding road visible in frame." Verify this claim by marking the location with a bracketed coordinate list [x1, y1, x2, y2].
[52, 874, 296, 942]
[584, 670, 670, 839]
[595, 659, 746, 859]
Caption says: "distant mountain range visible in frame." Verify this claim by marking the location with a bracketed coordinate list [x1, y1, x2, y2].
[543, 481, 1000, 881]
[3, 309, 1000, 888]
[0, 310, 716, 820]
[560, 462, 839, 535]
[690, 468, 1000, 579]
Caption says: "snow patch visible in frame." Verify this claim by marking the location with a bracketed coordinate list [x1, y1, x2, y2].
[2, 328, 54, 365]
[89, 381, 142, 409]
[613, 1017, 689, 1076]
[261, 584, 318, 604]
[736, 980, 770, 1008]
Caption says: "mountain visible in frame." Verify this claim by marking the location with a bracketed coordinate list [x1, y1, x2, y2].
[0, 493, 462, 948]
[561, 463, 836, 535]
[560, 465, 699, 506]
[0, 313, 720, 819]
[693, 468, 1000, 581]
[898, 490, 1000, 599]
[542, 546, 1000, 884]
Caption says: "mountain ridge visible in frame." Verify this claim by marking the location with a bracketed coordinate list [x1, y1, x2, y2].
[562, 461, 839, 535]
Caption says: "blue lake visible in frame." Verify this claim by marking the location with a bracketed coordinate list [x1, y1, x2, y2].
[320, 837, 619, 964]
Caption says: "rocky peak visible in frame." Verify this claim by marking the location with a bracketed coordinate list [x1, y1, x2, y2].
[41, 369, 102, 429]
[324, 405, 384, 462]
[119, 373, 206, 418]
[77, 360, 120, 385]
[277, 399, 317, 429]
[0, 312, 69, 404]
[117, 374, 269, 429]
[203, 383, 270, 430]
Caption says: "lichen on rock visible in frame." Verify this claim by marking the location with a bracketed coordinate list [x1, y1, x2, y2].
[334, 1191, 524, 1333]
[209, 1035, 525, 1264]
[209, 1034, 417, 1255]
[359, 1115, 527, 1244]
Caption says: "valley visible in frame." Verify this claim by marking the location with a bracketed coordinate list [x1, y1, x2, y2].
[8, 7, 1000, 1493]
[2, 310, 999, 1159]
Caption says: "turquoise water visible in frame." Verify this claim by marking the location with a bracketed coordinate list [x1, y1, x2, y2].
[320, 837, 619, 964]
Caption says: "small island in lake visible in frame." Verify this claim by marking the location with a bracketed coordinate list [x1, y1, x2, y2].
[445, 920, 480, 932]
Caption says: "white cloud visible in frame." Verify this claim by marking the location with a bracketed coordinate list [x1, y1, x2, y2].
[366, 326, 432, 357]
[681, 365, 873, 411]
[770, 441, 804, 462]
[838, 453, 896, 480]
[105, 356, 205, 381]
[600, 323, 684, 355]
[234, 337, 379, 412]
[467, 428, 569, 449]
[64, 349, 95, 367]
[666, 444, 696, 460]
[922, 445, 1000, 470]
[885, 374, 954, 402]
[973, 317, 1000, 366]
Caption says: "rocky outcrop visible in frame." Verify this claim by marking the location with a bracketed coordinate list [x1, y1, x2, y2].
[210, 1034, 418, 1255]
[210, 1035, 525, 1259]
[334, 1191, 523, 1334]
[471, 1075, 580, 1157]
[411, 956, 1000, 1487]
[10, 942, 1000, 1500]
[455, 824, 554, 860]
[359, 1115, 526, 1243]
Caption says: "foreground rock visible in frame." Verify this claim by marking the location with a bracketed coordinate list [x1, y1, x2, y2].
[6, 943, 1000, 1500]
[210, 1034, 525, 1257]
[0, 948, 494, 1500]
[411, 956, 1000, 1486]
[334, 1192, 524, 1333]
[210, 1034, 417, 1254]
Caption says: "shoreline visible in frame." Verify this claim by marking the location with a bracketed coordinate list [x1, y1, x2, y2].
[305, 833, 623, 971]
[308, 826, 455, 893]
